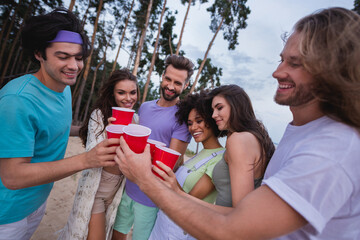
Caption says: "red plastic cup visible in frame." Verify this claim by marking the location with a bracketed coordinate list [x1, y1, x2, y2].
[123, 124, 152, 153]
[106, 125, 126, 147]
[152, 146, 181, 178]
[112, 107, 135, 125]
[147, 139, 166, 159]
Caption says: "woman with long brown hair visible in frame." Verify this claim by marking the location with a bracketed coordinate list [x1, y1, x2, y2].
[59, 69, 139, 240]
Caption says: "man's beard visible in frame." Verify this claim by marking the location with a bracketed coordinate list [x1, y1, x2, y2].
[161, 86, 180, 102]
[274, 81, 315, 107]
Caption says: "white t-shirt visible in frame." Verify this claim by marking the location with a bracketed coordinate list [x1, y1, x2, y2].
[263, 116, 360, 239]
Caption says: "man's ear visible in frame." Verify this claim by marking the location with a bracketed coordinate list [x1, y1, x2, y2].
[34, 51, 44, 62]
[184, 81, 189, 89]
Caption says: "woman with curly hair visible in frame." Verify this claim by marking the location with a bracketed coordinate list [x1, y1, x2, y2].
[149, 91, 226, 240]
[152, 85, 275, 239]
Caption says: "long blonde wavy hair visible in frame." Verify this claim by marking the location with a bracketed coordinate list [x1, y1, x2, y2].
[294, 7, 360, 131]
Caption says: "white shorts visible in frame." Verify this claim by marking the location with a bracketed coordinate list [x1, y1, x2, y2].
[0, 201, 46, 240]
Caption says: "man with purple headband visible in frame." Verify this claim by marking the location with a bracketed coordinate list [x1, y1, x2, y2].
[0, 8, 120, 239]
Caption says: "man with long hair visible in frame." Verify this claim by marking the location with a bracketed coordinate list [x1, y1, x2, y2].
[0, 8, 119, 239]
[114, 7, 360, 239]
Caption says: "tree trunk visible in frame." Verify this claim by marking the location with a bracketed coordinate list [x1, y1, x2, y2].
[0, 6, 13, 48]
[112, 0, 135, 72]
[25, 60, 32, 73]
[73, 0, 103, 124]
[81, 2, 91, 31]
[82, 57, 103, 122]
[142, 0, 167, 103]
[189, 17, 224, 93]
[0, 0, 21, 71]
[169, 35, 173, 55]
[9, 46, 21, 76]
[14, 50, 23, 75]
[0, 0, 32, 86]
[82, 22, 116, 122]
[68, 0, 76, 11]
[175, 0, 192, 55]
[132, 0, 153, 76]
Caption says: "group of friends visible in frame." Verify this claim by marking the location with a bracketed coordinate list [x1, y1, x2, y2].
[0, 6, 359, 240]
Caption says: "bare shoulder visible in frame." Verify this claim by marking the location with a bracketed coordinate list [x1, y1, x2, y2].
[226, 132, 261, 163]
[227, 131, 259, 147]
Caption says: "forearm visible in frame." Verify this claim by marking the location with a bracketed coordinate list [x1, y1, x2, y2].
[1, 154, 87, 189]
[180, 189, 233, 214]
[139, 178, 227, 239]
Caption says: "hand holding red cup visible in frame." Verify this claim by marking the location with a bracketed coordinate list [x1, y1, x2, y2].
[112, 107, 135, 125]
[106, 125, 126, 147]
[152, 145, 181, 179]
[123, 124, 152, 153]
[147, 139, 166, 159]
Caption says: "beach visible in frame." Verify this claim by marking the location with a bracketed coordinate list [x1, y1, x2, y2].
[31, 137, 189, 239]
[31, 137, 84, 240]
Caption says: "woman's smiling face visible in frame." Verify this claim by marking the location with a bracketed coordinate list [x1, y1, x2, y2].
[211, 95, 231, 131]
[113, 79, 138, 109]
[187, 109, 214, 143]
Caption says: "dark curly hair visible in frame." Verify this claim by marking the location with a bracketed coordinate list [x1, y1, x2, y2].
[79, 69, 138, 146]
[207, 85, 275, 175]
[21, 7, 91, 64]
[176, 90, 226, 138]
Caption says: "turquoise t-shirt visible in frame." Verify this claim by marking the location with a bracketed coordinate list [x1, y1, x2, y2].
[0, 74, 72, 224]
[182, 147, 225, 203]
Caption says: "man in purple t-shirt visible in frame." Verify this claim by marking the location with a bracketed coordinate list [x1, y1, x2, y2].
[113, 55, 194, 240]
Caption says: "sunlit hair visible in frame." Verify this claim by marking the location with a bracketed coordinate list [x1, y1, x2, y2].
[207, 85, 275, 175]
[294, 7, 360, 131]
[79, 69, 139, 146]
[21, 7, 91, 64]
[176, 90, 226, 138]
[164, 55, 194, 83]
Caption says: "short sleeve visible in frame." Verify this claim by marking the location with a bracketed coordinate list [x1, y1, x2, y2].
[172, 121, 191, 143]
[263, 152, 353, 234]
[85, 109, 106, 152]
[0, 95, 37, 158]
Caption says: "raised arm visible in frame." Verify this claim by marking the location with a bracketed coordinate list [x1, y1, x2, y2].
[115, 137, 307, 239]
[0, 138, 119, 190]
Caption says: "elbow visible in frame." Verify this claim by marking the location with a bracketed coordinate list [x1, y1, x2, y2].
[1, 177, 23, 190]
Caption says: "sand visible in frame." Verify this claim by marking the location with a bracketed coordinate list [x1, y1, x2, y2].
[31, 137, 85, 240]
[30, 136, 190, 239]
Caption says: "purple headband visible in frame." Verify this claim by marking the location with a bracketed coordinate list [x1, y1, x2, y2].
[48, 30, 83, 44]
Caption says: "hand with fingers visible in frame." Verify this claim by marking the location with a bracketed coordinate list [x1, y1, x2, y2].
[152, 162, 183, 193]
[84, 138, 120, 169]
[114, 136, 155, 185]
[107, 116, 116, 125]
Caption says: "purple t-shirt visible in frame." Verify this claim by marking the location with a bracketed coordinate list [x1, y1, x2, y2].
[125, 100, 191, 207]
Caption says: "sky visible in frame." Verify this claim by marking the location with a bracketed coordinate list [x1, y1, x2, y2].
[159, 0, 354, 151]
[63, 0, 354, 151]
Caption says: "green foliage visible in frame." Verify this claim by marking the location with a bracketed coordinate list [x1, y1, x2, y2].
[354, 0, 360, 14]
[207, 0, 250, 50]
[138, 77, 160, 102]
[185, 148, 196, 157]
[195, 58, 222, 91]
[0, 0, 226, 123]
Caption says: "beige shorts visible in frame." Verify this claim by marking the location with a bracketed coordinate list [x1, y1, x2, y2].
[91, 170, 122, 214]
